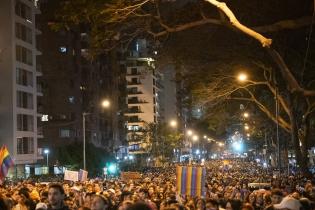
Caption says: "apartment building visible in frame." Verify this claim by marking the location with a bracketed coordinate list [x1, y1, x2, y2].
[0, 0, 42, 175]
[37, 0, 127, 166]
[124, 40, 162, 154]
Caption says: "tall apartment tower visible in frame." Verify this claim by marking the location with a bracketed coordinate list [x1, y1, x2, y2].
[38, 0, 127, 164]
[125, 40, 161, 154]
[0, 0, 42, 173]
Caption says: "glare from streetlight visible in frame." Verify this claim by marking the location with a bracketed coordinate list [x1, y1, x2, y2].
[44, 149, 49, 154]
[101, 99, 110, 108]
[237, 73, 248, 82]
[244, 125, 249, 130]
[218, 142, 224, 147]
[192, 135, 199, 141]
[243, 112, 249, 118]
[169, 120, 177, 128]
[203, 135, 207, 139]
[247, 133, 250, 137]
[187, 130, 193, 136]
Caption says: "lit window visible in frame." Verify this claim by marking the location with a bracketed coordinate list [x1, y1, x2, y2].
[59, 47, 67, 53]
[69, 96, 75, 103]
[41, 115, 49, 122]
[60, 128, 71, 138]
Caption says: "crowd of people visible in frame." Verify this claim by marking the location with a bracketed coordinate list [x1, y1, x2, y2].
[0, 160, 314, 210]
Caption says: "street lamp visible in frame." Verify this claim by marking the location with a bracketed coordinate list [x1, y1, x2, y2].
[244, 125, 249, 130]
[237, 73, 248, 82]
[44, 149, 49, 167]
[203, 135, 207, 139]
[169, 120, 177, 128]
[243, 112, 249, 118]
[187, 130, 193, 136]
[83, 99, 110, 170]
[101, 99, 110, 108]
[192, 135, 199, 142]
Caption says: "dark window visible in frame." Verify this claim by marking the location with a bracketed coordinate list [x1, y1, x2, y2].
[131, 68, 137, 75]
[131, 78, 138, 83]
[17, 137, 34, 154]
[16, 68, 33, 87]
[15, 1, 32, 21]
[16, 45, 32, 65]
[15, 22, 32, 44]
[17, 114, 34, 131]
[17, 91, 33, 109]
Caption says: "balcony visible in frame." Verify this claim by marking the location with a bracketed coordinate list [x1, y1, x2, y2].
[127, 117, 144, 123]
[127, 81, 141, 86]
[36, 64, 43, 76]
[126, 72, 141, 76]
[127, 90, 143, 95]
[127, 128, 146, 133]
[126, 108, 143, 114]
[127, 98, 147, 104]
[127, 136, 144, 143]
[128, 148, 147, 154]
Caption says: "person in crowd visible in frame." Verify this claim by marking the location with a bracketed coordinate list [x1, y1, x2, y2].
[273, 196, 301, 210]
[90, 194, 110, 210]
[47, 184, 69, 210]
[1, 159, 315, 210]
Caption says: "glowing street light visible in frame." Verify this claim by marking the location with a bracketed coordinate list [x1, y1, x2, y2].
[101, 99, 110, 108]
[243, 112, 249, 118]
[244, 125, 249, 130]
[203, 135, 207, 139]
[247, 133, 250, 137]
[187, 130, 193, 136]
[237, 73, 248, 82]
[232, 141, 243, 152]
[192, 135, 199, 142]
[44, 149, 49, 167]
[218, 142, 224, 147]
[169, 120, 177, 128]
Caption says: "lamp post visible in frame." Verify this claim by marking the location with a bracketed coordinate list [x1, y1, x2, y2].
[83, 99, 110, 170]
[192, 135, 199, 161]
[169, 119, 178, 161]
[186, 130, 193, 164]
[275, 86, 280, 172]
[44, 149, 49, 167]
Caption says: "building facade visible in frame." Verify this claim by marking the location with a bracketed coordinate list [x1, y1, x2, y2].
[125, 40, 162, 154]
[38, 0, 126, 167]
[0, 0, 42, 174]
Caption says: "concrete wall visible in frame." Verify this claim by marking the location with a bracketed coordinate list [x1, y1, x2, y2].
[0, 0, 15, 155]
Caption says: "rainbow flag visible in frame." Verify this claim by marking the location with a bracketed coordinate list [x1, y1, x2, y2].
[0, 145, 14, 181]
[176, 166, 206, 197]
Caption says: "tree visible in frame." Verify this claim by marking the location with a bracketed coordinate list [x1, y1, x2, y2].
[54, 0, 315, 173]
[141, 122, 183, 164]
[56, 142, 115, 176]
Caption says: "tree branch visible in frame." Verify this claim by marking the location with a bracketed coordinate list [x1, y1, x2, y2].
[204, 0, 272, 47]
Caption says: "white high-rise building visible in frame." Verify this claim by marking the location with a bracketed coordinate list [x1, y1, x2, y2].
[0, 0, 42, 174]
[125, 40, 161, 154]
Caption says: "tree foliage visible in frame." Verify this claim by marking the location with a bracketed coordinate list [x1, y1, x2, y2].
[56, 142, 115, 176]
[54, 0, 315, 173]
